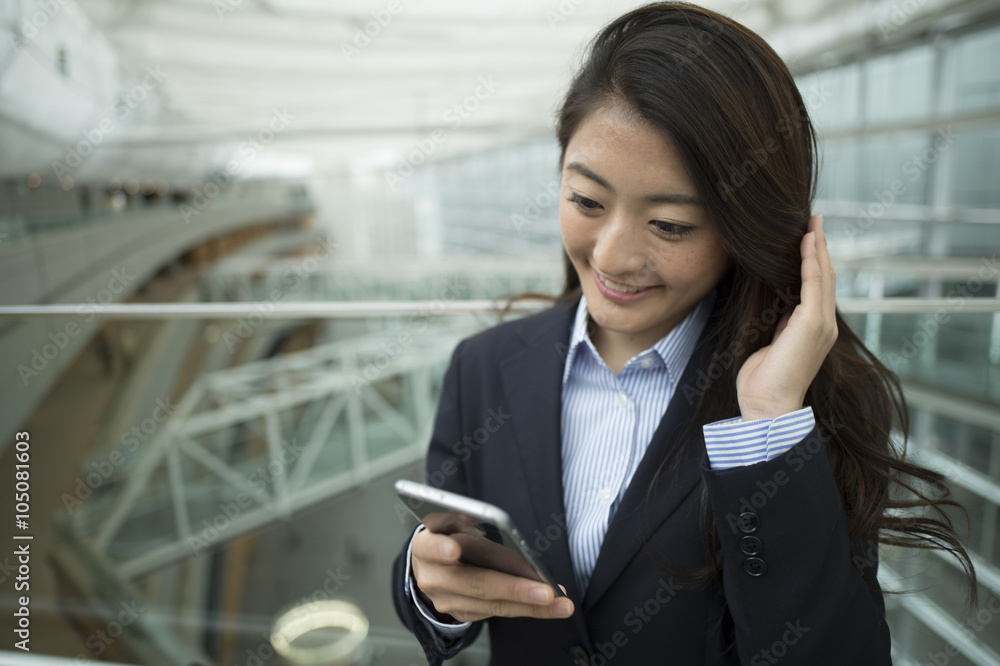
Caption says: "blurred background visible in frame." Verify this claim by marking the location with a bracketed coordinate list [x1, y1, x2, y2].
[1, 0, 999, 664]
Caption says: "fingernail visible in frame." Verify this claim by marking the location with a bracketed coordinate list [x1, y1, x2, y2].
[532, 587, 550, 603]
[438, 542, 452, 558]
[809, 232, 816, 247]
[553, 601, 573, 617]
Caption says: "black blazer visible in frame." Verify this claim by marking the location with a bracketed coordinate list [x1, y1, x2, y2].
[392, 295, 891, 666]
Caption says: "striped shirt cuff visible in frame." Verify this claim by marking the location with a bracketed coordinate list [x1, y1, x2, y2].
[405, 524, 472, 637]
[702, 406, 815, 471]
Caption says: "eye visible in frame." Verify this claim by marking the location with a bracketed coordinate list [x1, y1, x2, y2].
[567, 192, 602, 212]
[651, 220, 694, 238]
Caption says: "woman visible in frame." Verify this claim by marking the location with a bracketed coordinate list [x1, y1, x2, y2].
[391, 3, 976, 664]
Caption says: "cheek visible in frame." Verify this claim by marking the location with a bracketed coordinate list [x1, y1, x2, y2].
[690, 242, 731, 285]
[665, 244, 728, 286]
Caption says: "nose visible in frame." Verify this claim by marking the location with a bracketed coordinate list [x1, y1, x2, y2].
[591, 210, 648, 279]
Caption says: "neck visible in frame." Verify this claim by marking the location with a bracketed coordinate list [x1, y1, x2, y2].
[589, 317, 677, 375]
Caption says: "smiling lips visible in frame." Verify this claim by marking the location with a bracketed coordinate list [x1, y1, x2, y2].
[592, 268, 660, 303]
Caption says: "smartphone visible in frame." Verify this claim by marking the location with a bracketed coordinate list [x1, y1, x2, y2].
[394, 479, 566, 597]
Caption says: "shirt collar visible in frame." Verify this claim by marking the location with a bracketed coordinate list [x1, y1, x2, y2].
[561, 287, 716, 387]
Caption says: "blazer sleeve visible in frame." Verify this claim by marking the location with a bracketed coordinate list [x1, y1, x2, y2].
[392, 339, 486, 665]
[700, 424, 892, 665]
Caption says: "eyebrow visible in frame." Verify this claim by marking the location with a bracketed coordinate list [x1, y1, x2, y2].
[564, 162, 701, 205]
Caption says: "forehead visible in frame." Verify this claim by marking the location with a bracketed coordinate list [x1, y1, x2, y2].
[563, 105, 695, 193]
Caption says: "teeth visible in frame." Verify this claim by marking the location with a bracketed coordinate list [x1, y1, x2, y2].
[598, 274, 645, 294]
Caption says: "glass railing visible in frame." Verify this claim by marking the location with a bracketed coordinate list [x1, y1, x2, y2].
[0, 300, 996, 666]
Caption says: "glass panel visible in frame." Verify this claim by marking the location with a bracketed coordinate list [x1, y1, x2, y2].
[798, 63, 860, 134]
[955, 24, 1000, 113]
[865, 46, 935, 124]
[819, 139, 862, 201]
[932, 417, 998, 478]
[404, 138, 563, 256]
[952, 126, 1000, 209]
[857, 133, 931, 208]
[877, 311, 1000, 401]
[2, 312, 505, 665]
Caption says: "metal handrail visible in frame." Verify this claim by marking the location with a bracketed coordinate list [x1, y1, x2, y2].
[0, 297, 998, 318]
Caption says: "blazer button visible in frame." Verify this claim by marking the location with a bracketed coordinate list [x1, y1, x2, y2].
[570, 645, 590, 666]
[744, 557, 767, 576]
[739, 535, 762, 555]
[736, 511, 759, 533]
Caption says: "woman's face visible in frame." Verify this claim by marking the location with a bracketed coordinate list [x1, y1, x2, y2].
[560, 104, 732, 353]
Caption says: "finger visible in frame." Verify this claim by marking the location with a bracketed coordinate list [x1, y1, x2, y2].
[799, 216, 837, 349]
[431, 591, 575, 622]
[811, 214, 837, 316]
[414, 555, 566, 609]
[449, 565, 565, 606]
[799, 226, 823, 317]
[412, 531, 462, 565]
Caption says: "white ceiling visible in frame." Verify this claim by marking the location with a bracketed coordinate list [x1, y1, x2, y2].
[21, 0, 971, 179]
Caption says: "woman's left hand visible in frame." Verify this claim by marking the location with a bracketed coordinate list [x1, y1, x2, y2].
[735, 214, 838, 421]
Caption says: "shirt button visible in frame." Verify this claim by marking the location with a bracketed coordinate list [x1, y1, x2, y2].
[597, 488, 612, 502]
[616, 391, 629, 408]
[640, 357, 654, 368]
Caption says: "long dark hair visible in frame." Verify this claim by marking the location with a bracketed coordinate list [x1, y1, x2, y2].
[509, 0, 978, 614]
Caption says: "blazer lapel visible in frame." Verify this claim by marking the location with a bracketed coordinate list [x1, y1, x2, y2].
[496, 293, 723, 628]
[582, 304, 723, 612]
[497, 297, 586, 617]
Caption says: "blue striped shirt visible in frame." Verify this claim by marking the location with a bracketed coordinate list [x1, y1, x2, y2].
[406, 288, 815, 631]
[561, 289, 815, 594]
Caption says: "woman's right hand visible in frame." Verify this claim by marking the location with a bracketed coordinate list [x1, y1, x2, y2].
[410, 527, 575, 622]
